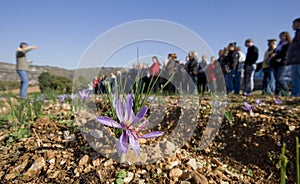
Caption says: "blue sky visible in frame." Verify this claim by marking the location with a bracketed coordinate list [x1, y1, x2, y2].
[0, 0, 299, 70]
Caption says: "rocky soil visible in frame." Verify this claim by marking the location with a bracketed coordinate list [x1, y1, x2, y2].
[0, 95, 299, 183]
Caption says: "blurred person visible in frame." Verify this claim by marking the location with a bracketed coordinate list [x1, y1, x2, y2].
[93, 76, 99, 94]
[16, 42, 38, 99]
[223, 43, 238, 94]
[233, 46, 245, 94]
[110, 72, 116, 93]
[187, 51, 198, 83]
[206, 56, 217, 92]
[286, 18, 300, 96]
[197, 54, 208, 93]
[262, 39, 277, 95]
[243, 39, 259, 96]
[149, 56, 161, 92]
[165, 53, 178, 93]
[270, 31, 291, 96]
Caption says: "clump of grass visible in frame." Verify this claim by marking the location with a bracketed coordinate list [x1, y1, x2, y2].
[296, 137, 299, 184]
[280, 143, 287, 184]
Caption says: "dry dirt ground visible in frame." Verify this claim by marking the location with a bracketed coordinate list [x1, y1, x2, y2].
[0, 95, 299, 183]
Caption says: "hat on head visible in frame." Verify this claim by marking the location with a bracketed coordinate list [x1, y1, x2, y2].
[245, 38, 253, 43]
[228, 42, 236, 47]
[267, 39, 277, 42]
[19, 42, 28, 48]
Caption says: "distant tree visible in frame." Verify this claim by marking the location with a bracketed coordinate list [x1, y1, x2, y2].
[38, 72, 72, 93]
[38, 72, 52, 93]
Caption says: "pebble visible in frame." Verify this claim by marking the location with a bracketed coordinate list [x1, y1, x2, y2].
[104, 159, 114, 167]
[124, 172, 134, 183]
[168, 160, 179, 169]
[79, 155, 90, 167]
[23, 157, 46, 181]
[187, 158, 197, 170]
[169, 168, 183, 179]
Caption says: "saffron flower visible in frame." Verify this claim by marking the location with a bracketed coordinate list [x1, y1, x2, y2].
[79, 89, 91, 100]
[96, 94, 164, 156]
[242, 99, 262, 115]
[274, 99, 282, 105]
[59, 94, 67, 102]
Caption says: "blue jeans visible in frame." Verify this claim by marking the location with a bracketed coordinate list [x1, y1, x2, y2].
[291, 64, 300, 96]
[243, 65, 254, 94]
[272, 66, 288, 96]
[224, 69, 235, 94]
[233, 71, 241, 94]
[17, 70, 29, 99]
[262, 68, 275, 94]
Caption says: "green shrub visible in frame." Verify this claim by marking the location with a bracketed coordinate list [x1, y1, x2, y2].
[38, 72, 72, 93]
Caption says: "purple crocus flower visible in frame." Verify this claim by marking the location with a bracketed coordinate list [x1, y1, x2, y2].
[96, 94, 164, 156]
[79, 89, 91, 100]
[59, 94, 67, 102]
[274, 99, 282, 105]
[242, 100, 261, 115]
[242, 102, 255, 111]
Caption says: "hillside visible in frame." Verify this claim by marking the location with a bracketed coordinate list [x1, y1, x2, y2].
[0, 62, 121, 89]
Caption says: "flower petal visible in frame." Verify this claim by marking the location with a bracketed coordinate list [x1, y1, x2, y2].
[116, 131, 128, 156]
[131, 106, 148, 126]
[128, 130, 140, 155]
[136, 120, 148, 132]
[256, 99, 262, 105]
[96, 116, 122, 128]
[124, 94, 134, 122]
[242, 102, 251, 111]
[139, 131, 164, 139]
[115, 99, 124, 123]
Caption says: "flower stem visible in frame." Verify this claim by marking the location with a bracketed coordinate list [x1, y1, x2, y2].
[120, 152, 126, 163]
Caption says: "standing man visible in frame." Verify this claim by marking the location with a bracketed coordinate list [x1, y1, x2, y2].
[16, 42, 38, 99]
[223, 43, 238, 94]
[262, 39, 277, 95]
[286, 18, 300, 97]
[234, 46, 245, 95]
[243, 39, 259, 96]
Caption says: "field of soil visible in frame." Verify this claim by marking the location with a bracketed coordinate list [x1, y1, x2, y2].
[0, 94, 299, 183]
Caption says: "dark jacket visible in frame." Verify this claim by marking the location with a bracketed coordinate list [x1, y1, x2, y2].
[222, 50, 238, 72]
[187, 58, 198, 76]
[270, 42, 290, 67]
[244, 45, 259, 69]
[287, 29, 300, 65]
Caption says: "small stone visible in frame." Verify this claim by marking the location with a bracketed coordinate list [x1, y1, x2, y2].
[124, 172, 134, 183]
[60, 160, 66, 165]
[104, 159, 114, 167]
[49, 158, 55, 164]
[187, 158, 198, 170]
[83, 165, 93, 174]
[289, 125, 296, 131]
[79, 155, 90, 167]
[92, 158, 101, 167]
[191, 171, 208, 184]
[169, 168, 183, 179]
[168, 160, 179, 169]
[23, 157, 45, 181]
